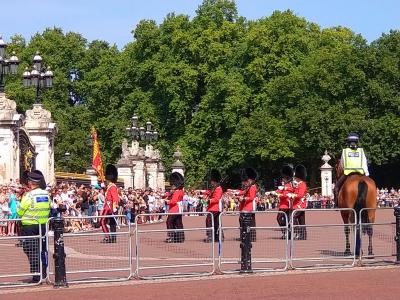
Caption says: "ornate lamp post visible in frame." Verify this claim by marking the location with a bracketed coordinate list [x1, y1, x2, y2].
[22, 51, 53, 103]
[0, 35, 19, 92]
[126, 114, 158, 143]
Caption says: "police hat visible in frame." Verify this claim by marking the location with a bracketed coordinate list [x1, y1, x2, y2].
[294, 164, 307, 181]
[346, 132, 360, 143]
[210, 169, 222, 183]
[281, 164, 294, 179]
[27, 171, 44, 184]
[105, 164, 118, 182]
[242, 167, 258, 181]
[170, 172, 184, 189]
[32, 170, 47, 190]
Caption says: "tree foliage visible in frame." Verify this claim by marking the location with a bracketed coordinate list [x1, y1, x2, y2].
[4, 1, 400, 187]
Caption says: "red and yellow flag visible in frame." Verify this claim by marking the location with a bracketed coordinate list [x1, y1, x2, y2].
[91, 127, 105, 181]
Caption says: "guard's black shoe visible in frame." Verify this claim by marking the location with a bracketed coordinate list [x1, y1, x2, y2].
[165, 238, 174, 243]
[28, 276, 41, 284]
[203, 238, 212, 243]
[100, 238, 111, 243]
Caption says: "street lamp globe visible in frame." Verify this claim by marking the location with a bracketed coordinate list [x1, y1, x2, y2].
[44, 66, 53, 87]
[30, 66, 40, 87]
[33, 51, 42, 71]
[8, 52, 19, 74]
[22, 67, 31, 87]
[0, 36, 6, 57]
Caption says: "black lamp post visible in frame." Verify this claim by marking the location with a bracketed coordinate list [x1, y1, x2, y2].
[0, 36, 19, 93]
[64, 152, 71, 172]
[126, 114, 158, 143]
[22, 51, 53, 103]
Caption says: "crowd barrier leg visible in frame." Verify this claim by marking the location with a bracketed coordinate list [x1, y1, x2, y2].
[394, 206, 400, 264]
[239, 212, 253, 273]
[53, 217, 68, 288]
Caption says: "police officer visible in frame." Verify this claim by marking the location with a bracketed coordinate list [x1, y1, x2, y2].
[334, 132, 369, 204]
[17, 171, 51, 283]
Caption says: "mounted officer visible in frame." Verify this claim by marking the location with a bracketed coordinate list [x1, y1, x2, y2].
[335, 132, 369, 205]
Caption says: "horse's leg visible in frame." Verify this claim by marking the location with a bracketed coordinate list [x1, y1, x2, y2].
[341, 211, 351, 255]
[367, 208, 376, 257]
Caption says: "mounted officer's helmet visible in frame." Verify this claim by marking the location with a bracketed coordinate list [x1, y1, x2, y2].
[346, 132, 360, 149]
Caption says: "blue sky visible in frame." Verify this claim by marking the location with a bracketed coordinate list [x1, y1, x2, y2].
[0, 0, 399, 49]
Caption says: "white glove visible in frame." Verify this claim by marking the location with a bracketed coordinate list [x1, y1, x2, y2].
[278, 186, 284, 191]
[113, 208, 117, 213]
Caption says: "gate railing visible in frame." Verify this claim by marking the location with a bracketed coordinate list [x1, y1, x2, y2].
[0, 218, 42, 288]
[218, 211, 289, 273]
[359, 207, 396, 263]
[290, 208, 357, 269]
[46, 215, 132, 284]
[1, 207, 399, 289]
[135, 212, 215, 279]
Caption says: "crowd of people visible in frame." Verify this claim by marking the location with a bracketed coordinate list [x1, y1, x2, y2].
[1, 180, 398, 235]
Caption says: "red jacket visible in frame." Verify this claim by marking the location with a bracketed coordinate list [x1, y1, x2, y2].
[104, 183, 119, 213]
[238, 184, 257, 212]
[292, 180, 307, 209]
[277, 181, 307, 210]
[168, 189, 184, 213]
[206, 186, 223, 212]
[276, 182, 292, 210]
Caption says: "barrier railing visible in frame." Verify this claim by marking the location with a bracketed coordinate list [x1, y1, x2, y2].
[0, 218, 43, 288]
[2, 207, 399, 289]
[359, 207, 396, 264]
[290, 208, 357, 269]
[135, 212, 215, 279]
[46, 215, 132, 284]
[218, 211, 289, 273]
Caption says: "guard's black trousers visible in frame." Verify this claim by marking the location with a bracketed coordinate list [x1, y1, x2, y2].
[166, 214, 185, 242]
[21, 224, 47, 279]
[206, 212, 223, 241]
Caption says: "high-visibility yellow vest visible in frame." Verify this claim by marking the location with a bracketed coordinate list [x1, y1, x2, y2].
[342, 148, 365, 175]
[17, 188, 51, 225]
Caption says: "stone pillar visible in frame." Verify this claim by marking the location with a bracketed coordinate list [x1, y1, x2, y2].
[25, 103, 57, 185]
[146, 161, 158, 190]
[133, 160, 145, 189]
[157, 162, 165, 192]
[320, 150, 333, 197]
[0, 92, 23, 184]
[171, 147, 185, 176]
[117, 165, 134, 188]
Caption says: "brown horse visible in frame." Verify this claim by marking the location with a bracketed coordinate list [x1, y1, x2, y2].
[336, 164, 377, 257]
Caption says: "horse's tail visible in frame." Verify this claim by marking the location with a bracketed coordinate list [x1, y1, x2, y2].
[354, 180, 368, 224]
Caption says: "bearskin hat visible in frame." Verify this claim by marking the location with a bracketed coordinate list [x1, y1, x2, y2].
[170, 172, 184, 189]
[105, 164, 118, 183]
[294, 164, 307, 181]
[242, 167, 258, 181]
[33, 169, 47, 190]
[210, 169, 222, 183]
[281, 164, 294, 179]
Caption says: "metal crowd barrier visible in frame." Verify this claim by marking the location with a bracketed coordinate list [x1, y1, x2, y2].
[218, 210, 289, 273]
[2, 207, 399, 289]
[290, 208, 357, 269]
[0, 218, 43, 288]
[46, 215, 132, 284]
[135, 212, 215, 279]
[359, 207, 396, 264]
